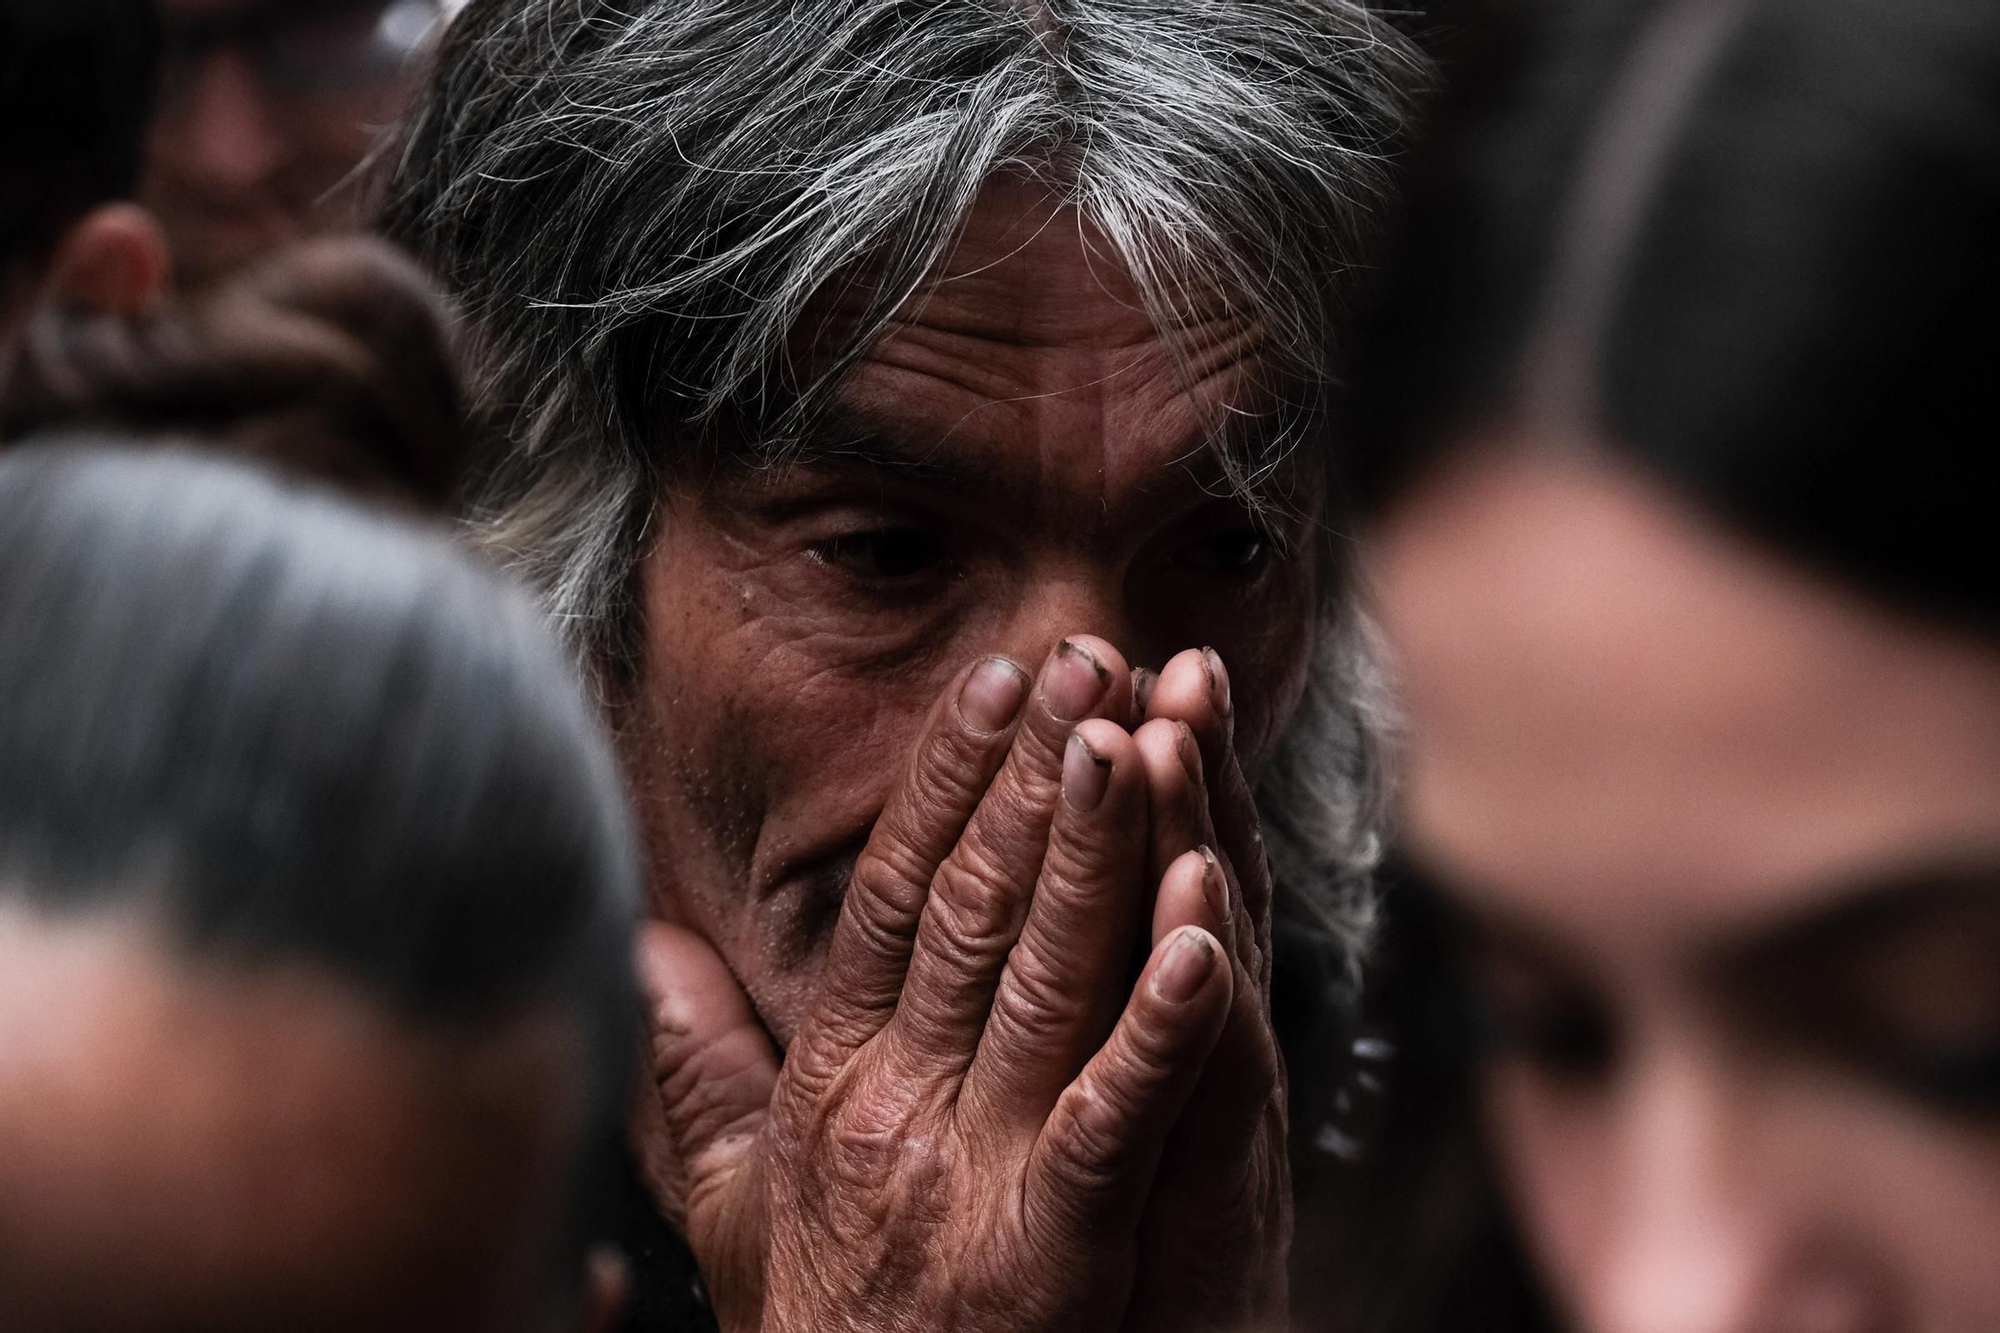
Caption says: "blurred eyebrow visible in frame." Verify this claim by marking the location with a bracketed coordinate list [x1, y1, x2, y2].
[1720, 861, 2000, 976]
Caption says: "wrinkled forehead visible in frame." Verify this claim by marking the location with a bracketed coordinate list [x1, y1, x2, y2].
[1375, 442, 2000, 942]
[0, 909, 578, 1331]
[777, 179, 1319, 508]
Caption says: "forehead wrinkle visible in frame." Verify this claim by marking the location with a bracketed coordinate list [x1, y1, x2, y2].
[817, 335, 1308, 526]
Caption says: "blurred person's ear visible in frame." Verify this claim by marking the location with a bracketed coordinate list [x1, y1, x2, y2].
[576, 1247, 628, 1333]
[46, 204, 168, 316]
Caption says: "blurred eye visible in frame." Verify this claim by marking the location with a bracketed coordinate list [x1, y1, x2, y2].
[808, 527, 947, 581]
[1728, 875, 2000, 1120]
[1474, 988, 1620, 1082]
[1460, 939, 1620, 1083]
[1891, 1041, 2000, 1116]
[1173, 529, 1272, 579]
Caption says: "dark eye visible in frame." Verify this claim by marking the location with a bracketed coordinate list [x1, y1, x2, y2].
[809, 527, 947, 580]
[1173, 529, 1271, 579]
[1477, 995, 1620, 1082]
[1458, 944, 1620, 1082]
[1888, 1041, 2000, 1117]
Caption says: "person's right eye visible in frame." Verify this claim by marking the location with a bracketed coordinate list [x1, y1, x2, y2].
[1888, 1038, 2000, 1117]
[807, 526, 950, 581]
[1474, 988, 1621, 1082]
[1458, 942, 1621, 1082]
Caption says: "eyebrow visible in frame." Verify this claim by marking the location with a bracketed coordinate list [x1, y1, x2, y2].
[1721, 860, 2000, 976]
[794, 401, 1322, 505]
[1405, 850, 2000, 980]
[783, 406, 1015, 501]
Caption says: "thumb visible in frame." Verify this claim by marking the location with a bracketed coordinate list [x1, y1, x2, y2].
[634, 922, 778, 1264]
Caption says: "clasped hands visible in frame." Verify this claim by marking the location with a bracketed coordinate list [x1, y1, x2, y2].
[636, 638, 1291, 1333]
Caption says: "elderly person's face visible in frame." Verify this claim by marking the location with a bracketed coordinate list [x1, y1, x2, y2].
[1377, 444, 2000, 1333]
[139, 0, 436, 289]
[624, 179, 1323, 1045]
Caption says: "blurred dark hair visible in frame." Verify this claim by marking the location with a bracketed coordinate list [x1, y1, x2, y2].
[0, 443, 638, 1303]
[2, 237, 470, 508]
[0, 0, 155, 264]
[1349, 0, 2000, 631]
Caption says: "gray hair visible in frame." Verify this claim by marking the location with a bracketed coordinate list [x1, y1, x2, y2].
[383, 0, 1423, 965]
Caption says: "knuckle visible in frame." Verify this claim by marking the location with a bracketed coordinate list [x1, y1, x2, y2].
[1040, 822, 1114, 888]
[845, 854, 926, 939]
[1046, 1079, 1138, 1192]
[931, 848, 1025, 945]
[1120, 994, 1196, 1074]
[827, 1108, 915, 1198]
[903, 724, 998, 820]
[657, 1029, 771, 1152]
[989, 947, 1082, 1038]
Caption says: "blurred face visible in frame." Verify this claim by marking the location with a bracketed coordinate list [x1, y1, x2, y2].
[627, 179, 1325, 1045]
[140, 0, 437, 288]
[0, 908, 588, 1333]
[1376, 444, 2000, 1333]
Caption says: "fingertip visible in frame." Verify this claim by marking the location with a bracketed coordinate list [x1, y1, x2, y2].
[1132, 716, 1186, 781]
[1149, 925, 1229, 1006]
[1147, 648, 1215, 725]
[1060, 633, 1130, 683]
[1199, 646, 1234, 722]
[1071, 715, 1135, 760]
[1132, 666, 1159, 715]
[1150, 847, 1209, 947]
[959, 654, 1032, 734]
[634, 921, 751, 1037]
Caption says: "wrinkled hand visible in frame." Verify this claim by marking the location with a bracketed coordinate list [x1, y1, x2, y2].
[637, 639, 1237, 1333]
[1125, 648, 1293, 1333]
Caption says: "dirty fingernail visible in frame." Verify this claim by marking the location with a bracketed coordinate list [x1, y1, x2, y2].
[961, 657, 1030, 733]
[1197, 846, 1229, 922]
[1133, 667, 1158, 714]
[1062, 730, 1112, 812]
[1175, 721, 1203, 780]
[1044, 639, 1110, 721]
[1153, 929, 1216, 1003]
[1201, 647, 1233, 718]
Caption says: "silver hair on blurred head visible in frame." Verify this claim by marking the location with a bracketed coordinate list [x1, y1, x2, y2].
[384, 0, 1425, 966]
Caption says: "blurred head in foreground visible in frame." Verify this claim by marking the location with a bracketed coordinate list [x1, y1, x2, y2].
[0, 446, 636, 1331]
[1354, 0, 2000, 1330]
[0, 0, 168, 363]
[140, 0, 443, 290]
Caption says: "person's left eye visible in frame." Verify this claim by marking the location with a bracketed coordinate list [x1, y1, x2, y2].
[1172, 529, 1272, 579]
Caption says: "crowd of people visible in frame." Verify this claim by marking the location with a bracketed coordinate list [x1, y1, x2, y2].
[1, 0, 1993, 1330]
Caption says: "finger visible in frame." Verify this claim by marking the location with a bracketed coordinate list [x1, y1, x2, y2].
[1146, 647, 1272, 934]
[1130, 975, 1290, 1315]
[1025, 926, 1232, 1245]
[1132, 717, 1215, 888]
[964, 718, 1150, 1124]
[887, 636, 1131, 1079]
[1132, 666, 1158, 716]
[636, 922, 778, 1247]
[801, 654, 1030, 1067]
[1135, 716, 1258, 983]
[1148, 845, 1234, 959]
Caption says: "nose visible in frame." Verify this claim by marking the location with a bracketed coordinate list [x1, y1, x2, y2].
[159, 51, 290, 192]
[989, 568, 1151, 682]
[1581, 1043, 1887, 1333]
